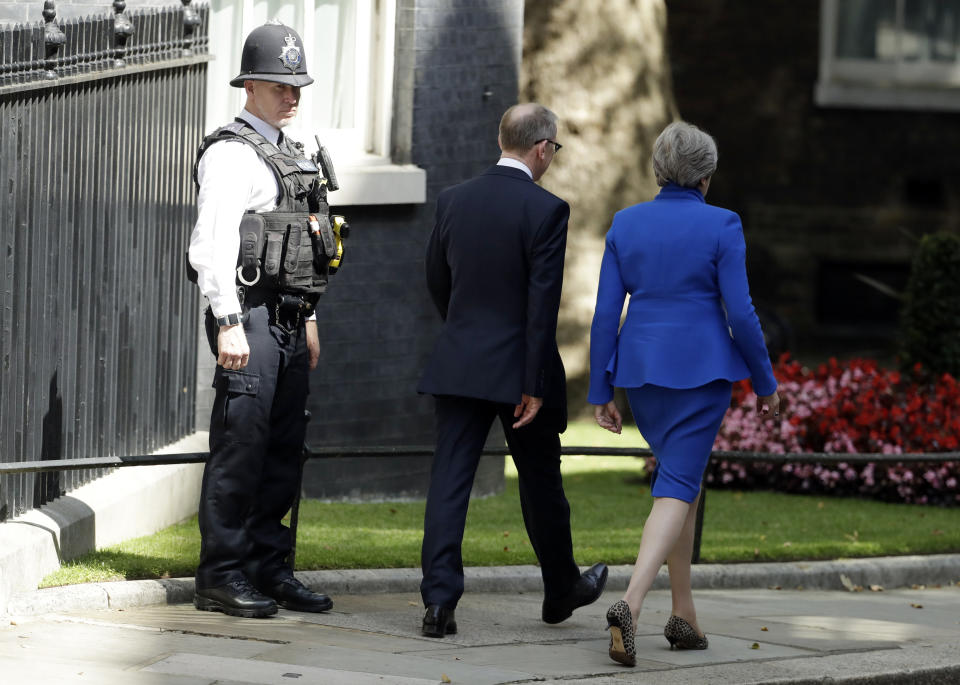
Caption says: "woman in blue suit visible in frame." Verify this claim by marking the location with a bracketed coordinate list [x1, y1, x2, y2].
[588, 122, 781, 666]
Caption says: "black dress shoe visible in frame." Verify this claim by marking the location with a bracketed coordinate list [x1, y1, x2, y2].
[194, 579, 278, 618]
[542, 562, 609, 624]
[264, 577, 334, 613]
[422, 604, 457, 638]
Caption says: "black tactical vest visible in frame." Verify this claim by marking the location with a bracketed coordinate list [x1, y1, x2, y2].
[194, 119, 338, 305]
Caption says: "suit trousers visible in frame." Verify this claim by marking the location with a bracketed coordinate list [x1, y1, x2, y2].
[195, 304, 309, 590]
[420, 396, 581, 609]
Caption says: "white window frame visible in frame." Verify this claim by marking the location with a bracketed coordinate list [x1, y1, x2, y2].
[816, 0, 960, 111]
[204, 0, 424, 205]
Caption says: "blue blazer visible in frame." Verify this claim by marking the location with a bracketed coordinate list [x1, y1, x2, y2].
[587, 183, 777, 404]
[418, 165, 569, 430]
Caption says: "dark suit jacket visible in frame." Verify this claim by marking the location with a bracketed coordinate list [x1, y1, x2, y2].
[418, 164, 569, 430]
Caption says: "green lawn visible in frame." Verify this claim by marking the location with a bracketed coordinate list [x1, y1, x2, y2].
[39, 421, 960, 588]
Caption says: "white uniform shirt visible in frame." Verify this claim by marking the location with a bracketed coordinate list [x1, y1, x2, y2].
[189, 110, 315, 321]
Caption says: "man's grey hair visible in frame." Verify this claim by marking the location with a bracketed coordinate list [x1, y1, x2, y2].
[499, 104, 558, 152]
[652, 121, 718, 188]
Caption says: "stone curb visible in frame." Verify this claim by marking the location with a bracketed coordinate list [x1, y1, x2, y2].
[6, 553, 959, 618]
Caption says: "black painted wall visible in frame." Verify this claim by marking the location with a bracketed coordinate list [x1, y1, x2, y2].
[300, 1, 524, 497]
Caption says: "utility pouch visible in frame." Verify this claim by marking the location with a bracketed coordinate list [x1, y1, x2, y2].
[313, 213, 337, 258]
[283, 223, 302, 274]
[309, 229, 325, 273]
[264, 231, 284, 280]
[237, 213, 265, 285]
[261, 212, 314, 293]
[234, 211, 327, 295]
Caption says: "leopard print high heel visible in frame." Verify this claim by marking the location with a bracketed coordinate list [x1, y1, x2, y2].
[663, 614, 708, 650]
[606, 600, 636, 666]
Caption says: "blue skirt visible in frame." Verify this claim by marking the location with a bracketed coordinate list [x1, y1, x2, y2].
[626, 379, 732, 503]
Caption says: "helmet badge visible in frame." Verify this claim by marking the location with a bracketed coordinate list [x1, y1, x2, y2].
[278, 33, 302, 73]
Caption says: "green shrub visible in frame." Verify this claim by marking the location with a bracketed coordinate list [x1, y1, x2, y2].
[899, 231, 960, 377]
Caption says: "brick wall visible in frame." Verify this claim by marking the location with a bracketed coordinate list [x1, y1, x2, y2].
[666, 2, 960, 355]
[300, 0, 524, 497]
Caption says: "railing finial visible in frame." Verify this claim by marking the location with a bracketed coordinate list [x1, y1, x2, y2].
[181, 0, 200, 57]
[42, 0, 65, 79]
[113, 0, 135, 67]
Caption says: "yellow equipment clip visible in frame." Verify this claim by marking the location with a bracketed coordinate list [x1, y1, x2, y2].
[329, 215, 349, 274]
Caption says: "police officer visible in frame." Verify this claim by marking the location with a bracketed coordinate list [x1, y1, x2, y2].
[188, 21, 338, 618]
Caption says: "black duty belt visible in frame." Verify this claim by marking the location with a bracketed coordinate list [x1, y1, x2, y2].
[241, 288, 314, 334]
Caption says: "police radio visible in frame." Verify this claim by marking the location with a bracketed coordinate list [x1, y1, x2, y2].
[310, 136, 348, 274]
[314, 136, 339, 192]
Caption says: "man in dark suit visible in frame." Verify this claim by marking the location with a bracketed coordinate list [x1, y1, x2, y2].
[417, 103, 608, 638]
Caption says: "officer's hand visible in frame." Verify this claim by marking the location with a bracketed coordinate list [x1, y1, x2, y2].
[218, 324, 250, 370]
[512, 394, 543, 429]
[306, 320, 320, 371]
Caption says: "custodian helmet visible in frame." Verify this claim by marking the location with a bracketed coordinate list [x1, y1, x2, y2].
[230, 21, 314, 88]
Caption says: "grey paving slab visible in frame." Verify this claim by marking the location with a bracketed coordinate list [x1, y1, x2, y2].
[3, 662, 212, 685]
[256, 641, 535, 685]
[546, 641, 960, 684]
[293, 590, 609, 648]
[636, 631, 815, 665]
[143, 653, 437, 685]
[59, 603, 400, 650]
[4, 585, 960, 684]
[0, 615, 270, 666]
[692, 587, 960, 642]
[414, 640, 630, 678]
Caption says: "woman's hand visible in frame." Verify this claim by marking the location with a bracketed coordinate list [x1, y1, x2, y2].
[594, 400, 623, 434]
[756, 390, 781, 418]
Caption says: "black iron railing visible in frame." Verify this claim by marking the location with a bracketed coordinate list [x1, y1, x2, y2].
[3, 446, 958, 565]
[0, 1, 210, 520]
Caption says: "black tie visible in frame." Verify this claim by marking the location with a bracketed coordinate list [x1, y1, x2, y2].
[277, 131, 291, 155]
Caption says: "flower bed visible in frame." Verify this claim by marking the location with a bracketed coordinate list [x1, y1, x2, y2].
[676, 355, 959, 504]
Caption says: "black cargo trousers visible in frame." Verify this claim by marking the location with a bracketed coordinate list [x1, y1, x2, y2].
[195, 302, 309, 591]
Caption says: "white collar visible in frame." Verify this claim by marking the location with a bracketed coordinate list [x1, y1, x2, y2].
[238, 109, 281, 146]
[497, 157, 533, 179]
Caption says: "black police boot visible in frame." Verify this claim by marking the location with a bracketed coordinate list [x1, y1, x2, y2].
[263, 577, 333, 613]
[194, 579, 278, 618]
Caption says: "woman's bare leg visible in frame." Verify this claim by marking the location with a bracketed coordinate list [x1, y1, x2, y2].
[621, 496, 692, 624]
[665, 489, 704, 635]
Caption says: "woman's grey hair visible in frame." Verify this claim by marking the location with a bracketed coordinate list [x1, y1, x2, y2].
[499, 104, 558, 152]
[652, 121, 718, 188]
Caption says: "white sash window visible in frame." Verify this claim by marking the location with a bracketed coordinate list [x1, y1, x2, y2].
[205, 0, 425, 205]
[817, 0, 960, 110]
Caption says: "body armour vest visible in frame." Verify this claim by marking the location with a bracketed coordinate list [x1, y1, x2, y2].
[193, 119, 338, 305]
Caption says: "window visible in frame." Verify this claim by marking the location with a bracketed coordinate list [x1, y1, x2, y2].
[204, 0, 424, 205]
[817, 0, 960, 110]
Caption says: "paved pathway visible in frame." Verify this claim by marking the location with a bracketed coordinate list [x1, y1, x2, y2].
[3, 583, 960, 684]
